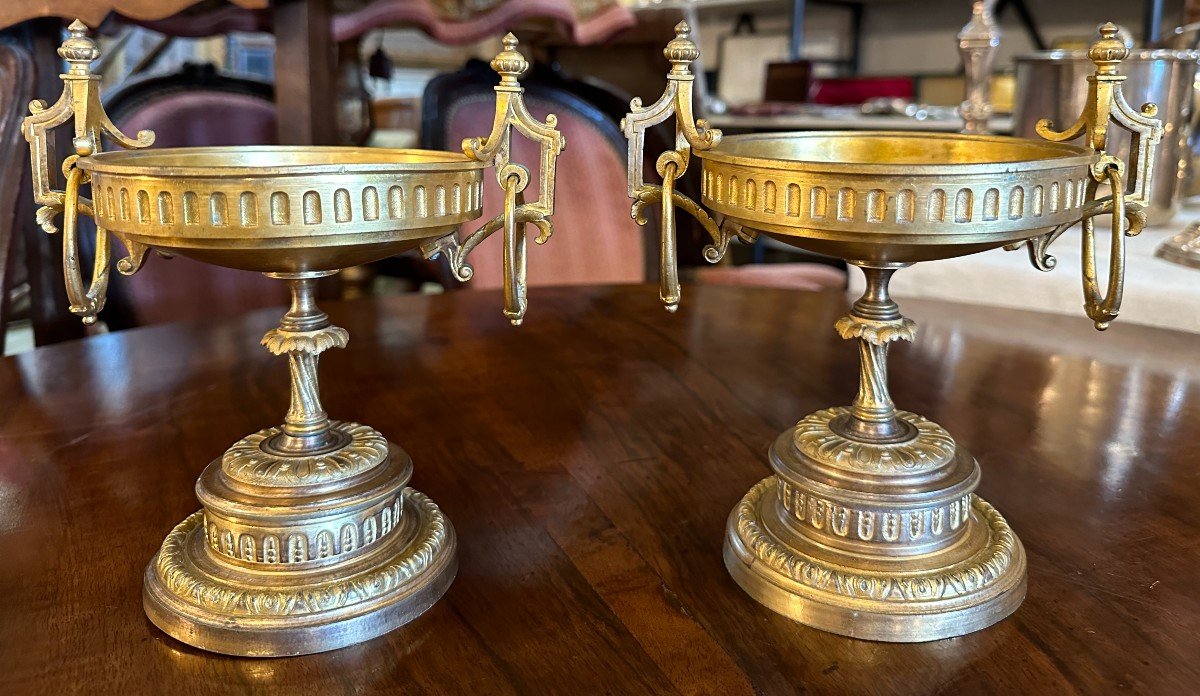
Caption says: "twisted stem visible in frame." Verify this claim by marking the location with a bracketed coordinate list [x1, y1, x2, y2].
[260, 274, 349, 455]
[854, 341, 893, 426]
[285, 351, 326, 439]
[831, 266, 918, 443]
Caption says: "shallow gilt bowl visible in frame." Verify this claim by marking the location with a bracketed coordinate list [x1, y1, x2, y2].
[80, 146, 487, 273]
[697, 132, 1095, 264]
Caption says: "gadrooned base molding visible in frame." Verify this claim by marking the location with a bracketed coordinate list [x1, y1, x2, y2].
[724, 476, 1026, 642]
[144, 487, 457, 657]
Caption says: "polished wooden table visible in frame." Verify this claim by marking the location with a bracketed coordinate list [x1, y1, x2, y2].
[2, 285, 1197, 694]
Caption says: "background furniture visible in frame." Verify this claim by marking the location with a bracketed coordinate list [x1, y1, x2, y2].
[708, 111, 1013, 133]
[763, 60, 814, 102]
[0, 43, 32, 352]
[96, 63, 290, 327]
[2, 284, 1196, 692]
[0, 0, 635, 143]
[695, 262, 846, 291]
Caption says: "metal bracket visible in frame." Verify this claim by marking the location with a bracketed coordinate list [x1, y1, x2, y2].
[1025, 22, 1163, 330]
[423, 33, 564, 325]
[621, 21, 754, 312]
[22, 20, 154, 324]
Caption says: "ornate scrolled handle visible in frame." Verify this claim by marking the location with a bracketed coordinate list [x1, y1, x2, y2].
[422, 33, 564, 325]
[1025, 22, 1162, 330]
[23, 20, 155, 325]
[621, 21, 756, 312]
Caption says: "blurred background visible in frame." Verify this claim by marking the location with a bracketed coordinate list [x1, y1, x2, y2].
[1, 0, 1197, 354]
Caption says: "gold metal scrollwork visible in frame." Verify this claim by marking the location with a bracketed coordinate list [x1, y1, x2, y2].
[421, 33, 565, 326]
[622, 21, 756, 312]
[23, 20, 155, 324]
[1026, 23, 1163, 330]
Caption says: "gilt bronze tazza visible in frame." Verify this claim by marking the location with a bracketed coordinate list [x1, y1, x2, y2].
[25, 23, 563, 656]
[624, 22, 1161, 641]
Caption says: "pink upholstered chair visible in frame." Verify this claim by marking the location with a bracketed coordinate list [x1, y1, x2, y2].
[422, 60, 654, 291]
[98, 65, 289, 328]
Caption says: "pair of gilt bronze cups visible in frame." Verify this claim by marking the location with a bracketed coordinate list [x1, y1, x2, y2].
[27, 21, 1159, 655]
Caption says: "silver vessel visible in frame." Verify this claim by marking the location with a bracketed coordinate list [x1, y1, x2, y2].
[1013, 47, 1197, 224]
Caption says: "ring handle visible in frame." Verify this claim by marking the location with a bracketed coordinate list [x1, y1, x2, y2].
[499, 166, 528, 324]
[61, 166, 110, 324]
[622, 22, 757, 311]
[1084, 165, 1137, 328]
[656, 152, 682, 310]
[1029, 22, 1163, 330]
[23, 20, 155, 326]
[421, 33, 563, 325]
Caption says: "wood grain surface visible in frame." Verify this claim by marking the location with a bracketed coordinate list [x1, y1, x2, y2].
[1, 284, 1197, 695]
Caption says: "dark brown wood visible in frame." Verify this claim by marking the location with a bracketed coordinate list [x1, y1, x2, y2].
[1, 284, 1197, 694]
[273, 0, 337, 146]
[0, 41, 33, 351]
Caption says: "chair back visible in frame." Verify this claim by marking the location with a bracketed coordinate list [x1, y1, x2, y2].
[101, 64, 288, 327]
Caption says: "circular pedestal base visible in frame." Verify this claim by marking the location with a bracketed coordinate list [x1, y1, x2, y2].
[724, 477, 1026, 642]
[144, 487, 457, 656]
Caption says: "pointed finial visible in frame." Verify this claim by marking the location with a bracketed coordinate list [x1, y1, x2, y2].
[59, 19, 100, 76]
[491, 32, 528, 87]
[1089, 22, 1128, 75]
[664, 21, 700, 75]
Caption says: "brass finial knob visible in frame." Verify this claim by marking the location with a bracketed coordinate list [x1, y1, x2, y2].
[1089, 22, 1128, 75]
[665, 21, 700, 74]
[491, 33, 528, 87]
[58, 19, 100, 76]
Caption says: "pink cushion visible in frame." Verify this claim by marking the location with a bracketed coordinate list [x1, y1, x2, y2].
[446, 96, 645, 290]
